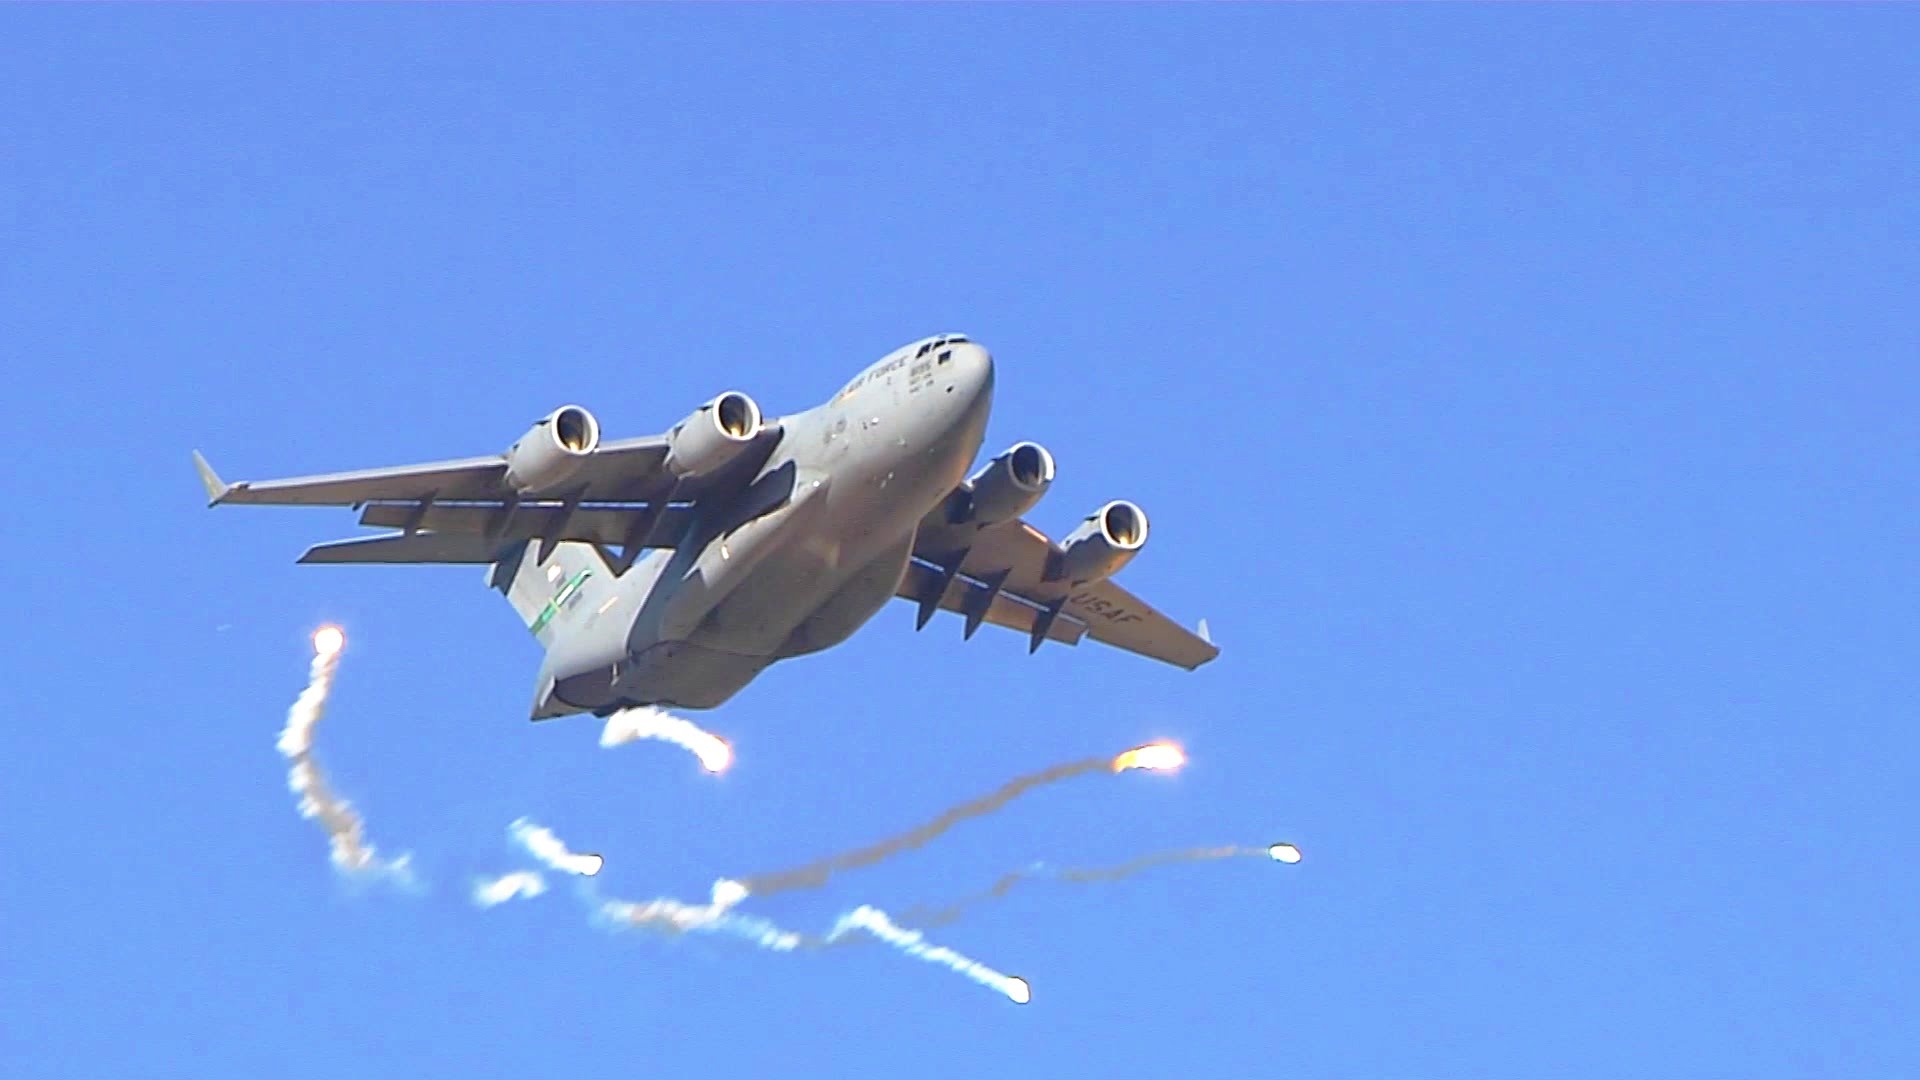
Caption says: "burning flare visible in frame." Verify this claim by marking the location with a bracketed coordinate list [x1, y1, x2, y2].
[312, 624, 345, 656]
[1111, 742, 1185, 773]
[600, 706, 733, 773]
[277, 625, 413, 884]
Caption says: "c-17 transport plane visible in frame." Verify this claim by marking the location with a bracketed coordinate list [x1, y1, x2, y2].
[195, 335, 1217, 719]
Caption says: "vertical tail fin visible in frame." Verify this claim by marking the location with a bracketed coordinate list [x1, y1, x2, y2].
[487, 540, 615, 648]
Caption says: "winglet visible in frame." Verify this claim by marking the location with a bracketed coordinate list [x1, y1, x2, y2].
[192, 450, 231, 506]
[1197, 618, 1213, 645]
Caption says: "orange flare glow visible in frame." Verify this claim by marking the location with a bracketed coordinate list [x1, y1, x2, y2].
[1112, 742, 1185, 773]
[697, 737, 734, 774]
[312, 625, 346, 656]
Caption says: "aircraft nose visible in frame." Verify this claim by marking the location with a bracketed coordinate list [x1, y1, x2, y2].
[956, 342, 994, 399]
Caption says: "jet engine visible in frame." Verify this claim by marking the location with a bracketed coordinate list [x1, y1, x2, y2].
[961, 441, 1056, 526]
[664, 391, 764, 478]
[503, 405, 601, 493]
[1053, 500, 1149, 585]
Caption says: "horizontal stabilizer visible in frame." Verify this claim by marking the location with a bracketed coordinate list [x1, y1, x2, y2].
[298, 531, 512, 565]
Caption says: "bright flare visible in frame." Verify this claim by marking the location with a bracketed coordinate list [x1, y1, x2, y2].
[697, 738, 734, 774]
[711, 879, 750, 911]
[1269, 843, 1303, 864]
[1005, 977, 1032, 1005]
[1112, 742, 1186, 773]
[312, 625, 345, 656]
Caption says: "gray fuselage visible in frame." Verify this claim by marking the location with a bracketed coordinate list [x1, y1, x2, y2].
[533, 339, 995, 716]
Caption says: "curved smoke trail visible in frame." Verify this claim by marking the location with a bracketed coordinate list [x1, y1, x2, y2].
[733, 743, 1185, 899]
[277, 627, 414, 885]
[509, 818, 604, 877]
[593, 880, 805, 953]
[829, 905, 1029, 1003]
[903, 843, 1300, 927]
[472, 870, 548, 908]
[600, 707, 733, 773]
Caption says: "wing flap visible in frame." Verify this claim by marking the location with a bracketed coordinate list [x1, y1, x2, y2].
[356, 502, 697, 549]
[298, 531, 510, 565]
[908, 514, 1219, 669]
[896, 560, 1088, 646]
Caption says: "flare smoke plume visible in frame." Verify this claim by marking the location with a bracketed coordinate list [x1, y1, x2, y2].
[472, 870, 548, 907]
[734, 743, 1185, 899]
[595, 880, 804, 953]
[830, 905, 1029, 1003]
[265, 625, 1270, 1002]
[509, 818, 604, 877]
[277, 626, 414, 884]
[905, 844, 1293, 927]
[600, 706, 733, 772]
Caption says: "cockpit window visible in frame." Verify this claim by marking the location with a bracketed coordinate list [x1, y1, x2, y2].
[917, 342, 932, 357]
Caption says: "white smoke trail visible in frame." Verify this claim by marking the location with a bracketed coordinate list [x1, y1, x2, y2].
[600, 706, 733, 773]
[903, 843, 1302, 928]
[277, 627, 414, 885]
[593, 879, 804, 953]
[508, 818, 604, 877]
[829, 905, 1029, 1003]
[734, 743, 1186, 900]
[472, 870, 548, 908]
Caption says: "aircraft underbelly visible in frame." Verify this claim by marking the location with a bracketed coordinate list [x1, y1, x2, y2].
[680, 427, 961, 658]
[777, 532, 914, 657]
[690, 516, 912, 658]
[596, 375, 988, 712]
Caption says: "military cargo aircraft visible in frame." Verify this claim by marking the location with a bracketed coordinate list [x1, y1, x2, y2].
[195, 335, 1217, 718]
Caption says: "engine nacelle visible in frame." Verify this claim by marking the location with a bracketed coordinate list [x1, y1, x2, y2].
[961, 441, 1055, 526]
[664, 391, 763, 478]
[503, 405, 601, 493]
[1052, 500, 1149, 585]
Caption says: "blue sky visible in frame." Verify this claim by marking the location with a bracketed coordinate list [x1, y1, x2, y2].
[3, 6, 1916, 1077]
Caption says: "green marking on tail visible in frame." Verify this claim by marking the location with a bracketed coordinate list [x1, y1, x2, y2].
[529, 568, 593, 636]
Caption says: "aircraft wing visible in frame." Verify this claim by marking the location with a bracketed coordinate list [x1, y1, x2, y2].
[900, 513, 1219, 670]
[194, 427, 778, 568]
